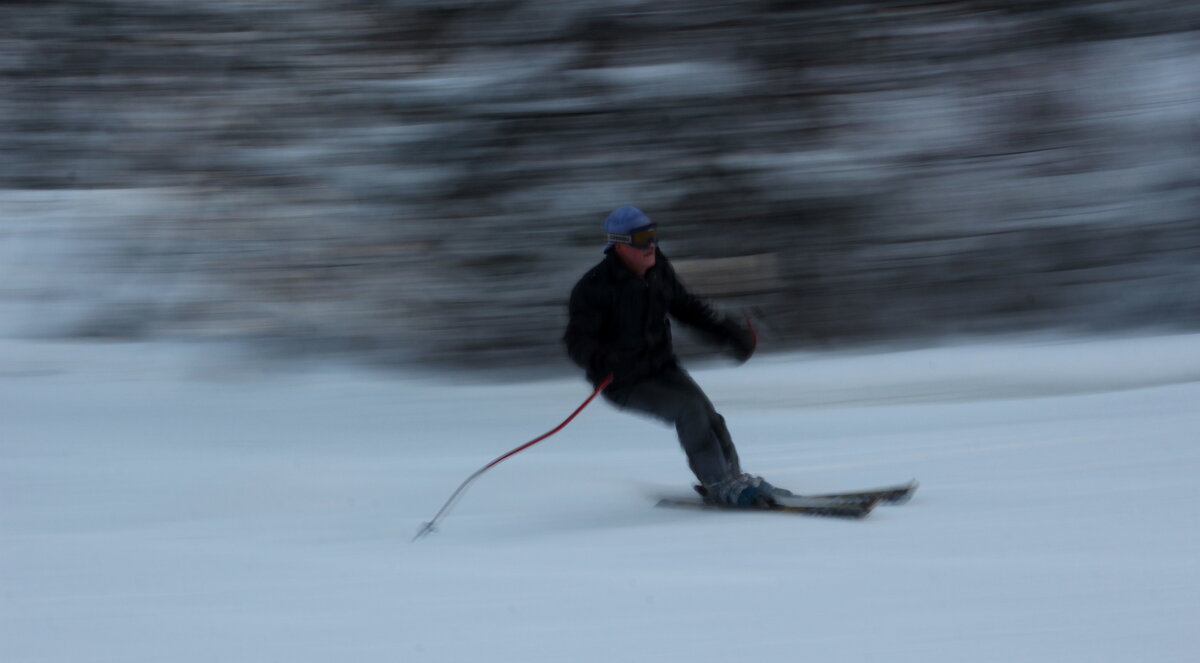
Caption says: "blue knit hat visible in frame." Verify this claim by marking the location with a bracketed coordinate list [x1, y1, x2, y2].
[603, 205, 653, 252]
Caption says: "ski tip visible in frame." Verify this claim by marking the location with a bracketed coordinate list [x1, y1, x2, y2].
[895, 479, 920, 504]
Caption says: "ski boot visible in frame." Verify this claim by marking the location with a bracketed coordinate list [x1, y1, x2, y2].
[698, 474, 789, 508]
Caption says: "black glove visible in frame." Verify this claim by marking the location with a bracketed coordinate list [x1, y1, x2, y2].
[594, 350, 634, 383]
[723, 319, 756, 363]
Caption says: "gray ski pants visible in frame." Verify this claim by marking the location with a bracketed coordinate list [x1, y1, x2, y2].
[604, 365, 741, 486]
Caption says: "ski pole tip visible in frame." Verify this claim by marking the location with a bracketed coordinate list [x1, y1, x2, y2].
[412, 521, 437, 542]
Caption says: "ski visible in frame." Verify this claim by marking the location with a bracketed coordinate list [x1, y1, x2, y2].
[789, 479, 918, 505]
[692, 479, 918, 507]
[656, 496, 879, 519]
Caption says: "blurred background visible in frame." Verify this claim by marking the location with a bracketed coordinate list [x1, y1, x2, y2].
[2, 0, 1198, 372]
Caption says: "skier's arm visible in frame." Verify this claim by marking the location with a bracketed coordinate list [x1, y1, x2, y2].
[665, 263, 756, 362]
[564, 280, 607, 379]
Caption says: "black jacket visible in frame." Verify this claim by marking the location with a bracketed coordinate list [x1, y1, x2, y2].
[564, 248, 754, 390]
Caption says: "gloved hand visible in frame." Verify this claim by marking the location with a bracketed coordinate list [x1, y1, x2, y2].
[594, 350, 635, 383]
[722, 318, 756, 363]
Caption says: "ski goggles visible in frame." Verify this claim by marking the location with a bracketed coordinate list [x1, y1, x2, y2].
[607, 223, 658, 248]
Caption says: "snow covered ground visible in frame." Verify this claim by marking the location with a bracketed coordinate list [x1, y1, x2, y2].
[2, 334, 1198, 662]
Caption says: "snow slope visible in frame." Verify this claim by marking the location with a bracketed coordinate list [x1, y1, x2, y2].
[2, 335, 1198, 662]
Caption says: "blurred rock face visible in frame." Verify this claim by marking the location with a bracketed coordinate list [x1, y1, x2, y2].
[2, 1, 1198, 368]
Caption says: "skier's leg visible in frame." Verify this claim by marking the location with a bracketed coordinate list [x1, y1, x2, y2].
[663, 369, 742, 476]
[605, 367, 736, 485]
[711, 412, 741, 476]
[657, 367, 739, 475]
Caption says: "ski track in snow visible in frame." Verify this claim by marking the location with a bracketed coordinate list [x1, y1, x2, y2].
[1, 335, 1198, 662]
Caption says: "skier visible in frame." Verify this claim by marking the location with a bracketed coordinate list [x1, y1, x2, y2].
[563, 205, 786, 507]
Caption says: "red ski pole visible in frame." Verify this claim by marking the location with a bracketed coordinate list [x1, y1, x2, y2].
[412, 374, 612, 541]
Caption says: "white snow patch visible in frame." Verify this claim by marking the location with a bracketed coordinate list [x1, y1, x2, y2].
[2, 334, 1198, 662]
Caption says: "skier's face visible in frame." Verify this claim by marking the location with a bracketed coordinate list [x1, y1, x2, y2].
[613, 240, 656, 276]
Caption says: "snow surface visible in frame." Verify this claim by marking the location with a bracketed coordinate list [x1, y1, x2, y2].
[2, 335, 1199, 662]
